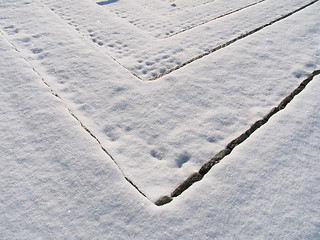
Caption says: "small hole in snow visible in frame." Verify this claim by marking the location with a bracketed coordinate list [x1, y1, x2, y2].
[176, 153, 190, 168]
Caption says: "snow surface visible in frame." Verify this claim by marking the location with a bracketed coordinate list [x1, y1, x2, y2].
[41, 0, 316, 80]
[1, 0, 320, 238]
[1, 0, 319, 201]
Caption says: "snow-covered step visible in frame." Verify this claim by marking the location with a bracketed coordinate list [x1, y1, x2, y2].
[1, 0, 319, 201]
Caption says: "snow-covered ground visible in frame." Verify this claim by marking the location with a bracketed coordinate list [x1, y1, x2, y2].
[1, 0, 319, 238]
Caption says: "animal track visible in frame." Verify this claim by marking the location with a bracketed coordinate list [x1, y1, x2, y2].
[31, 48, 43, 54]
[156, 69, 320, 205]
[40, 0, 314, 81]
[176, 153, 191, 168]
[100, 0, 266, 39]
[11, 0, 318, 205]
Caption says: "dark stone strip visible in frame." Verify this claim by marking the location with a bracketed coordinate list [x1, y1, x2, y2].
[171, 172, 203, 198]
[199, 149, 231, 176]
[155, 69, 320, 206]
[125, 177, 148, 198]
[155, 196, 173, 206]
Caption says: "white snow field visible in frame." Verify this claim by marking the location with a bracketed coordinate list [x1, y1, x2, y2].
[1, 0, 320, 238]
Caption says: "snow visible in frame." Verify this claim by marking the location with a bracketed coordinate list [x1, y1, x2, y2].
[1, 0, 320, 238]
[40, 0, 315, 80]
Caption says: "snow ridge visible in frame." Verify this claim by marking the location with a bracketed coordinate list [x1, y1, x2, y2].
[155, 69, 320, 206]
[149, 0, 320, 80]
[164, 0, 267, 38]
[0, 30, 152, 201]
[2, 0, 319, 206]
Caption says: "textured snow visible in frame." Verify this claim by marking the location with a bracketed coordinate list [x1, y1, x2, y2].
[41, 0, 314, 80]
[1, 0, 319, 200]
[1, 36, 319, 238]
[1, 0, 320, 238]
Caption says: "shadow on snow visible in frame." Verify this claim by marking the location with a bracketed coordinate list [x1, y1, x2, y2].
[97, 0, 119, 5]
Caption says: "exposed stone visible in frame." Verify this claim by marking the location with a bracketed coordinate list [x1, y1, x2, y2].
[215, 148, 231, 159]
[171, 172, 203, 198]
[155, 196, 173, 206]
[263, 107, 279, 121]
[198, 161, 214, 176]
[226, 132, 249, 150]
[154, 69, 320, 206]
[312, 69, 320, 75]
[199, 149, 231, 175]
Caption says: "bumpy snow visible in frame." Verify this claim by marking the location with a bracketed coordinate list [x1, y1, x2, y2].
[1, 0, 319, 238]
